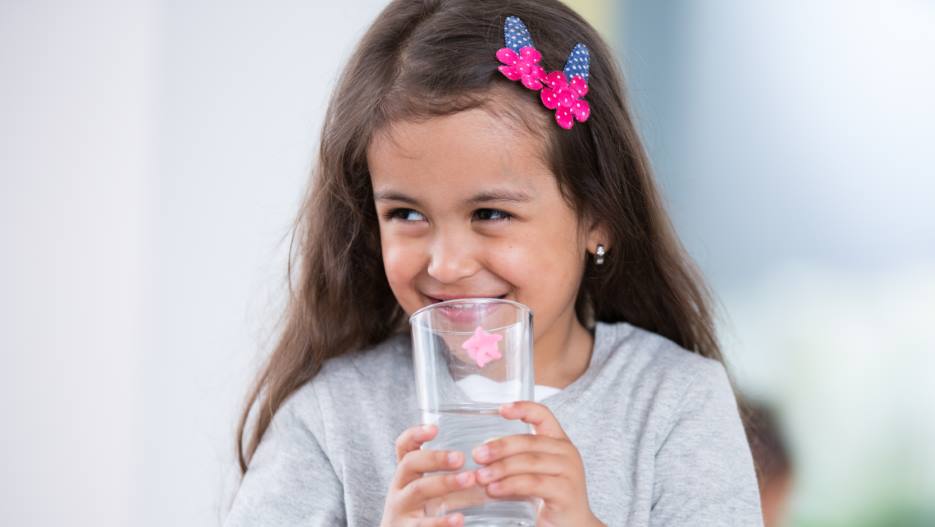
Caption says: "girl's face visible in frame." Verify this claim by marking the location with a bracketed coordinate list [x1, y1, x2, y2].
[367, 106, 606, 340]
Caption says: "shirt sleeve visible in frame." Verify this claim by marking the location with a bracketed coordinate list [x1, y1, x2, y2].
[224, 384, 347, 526]
[650, 358, 764, 527]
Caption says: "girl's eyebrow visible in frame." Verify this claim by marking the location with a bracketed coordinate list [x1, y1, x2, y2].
[467, 190, 533, 204]
[373, 189, 533, 205]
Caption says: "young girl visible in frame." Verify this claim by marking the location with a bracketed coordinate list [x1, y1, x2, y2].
[225, 1, 762, 525]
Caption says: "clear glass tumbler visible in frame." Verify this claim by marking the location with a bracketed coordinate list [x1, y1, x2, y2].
[409, 298, 539, 526]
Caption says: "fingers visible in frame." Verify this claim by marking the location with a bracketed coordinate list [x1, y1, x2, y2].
[485, 473, 572, 503]
[415, 513, 464, 527]
[396, 470, 477, 514]
[473, 451, 566, 486]
[394, 449, 466, 489]
[423, 486, 489, 517]
[395, 424, 437, 462]
[389, 415, 571, 525]
[499, 401, 568, 439]
[471, 433, 570, 465]
[388, 426, 478, 527]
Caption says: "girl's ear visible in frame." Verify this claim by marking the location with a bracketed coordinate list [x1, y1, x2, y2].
[585, 220, 611, 253]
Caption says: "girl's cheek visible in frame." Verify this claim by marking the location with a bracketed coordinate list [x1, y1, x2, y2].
[495, 248, 523, 273]
[382, 242, 415, 276]
[490, 244, 533, 286]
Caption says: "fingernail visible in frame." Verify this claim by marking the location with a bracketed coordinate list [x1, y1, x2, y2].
[448, 514, 461, 526]
[455, 471, 472, 486]
[421, 424, 433, 434]
[448, 451, 463, 465]
[477, 467, 493, 481]
[474, 445, 489, 461]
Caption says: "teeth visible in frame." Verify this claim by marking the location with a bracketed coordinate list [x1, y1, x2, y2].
[430, 294, 508, 304]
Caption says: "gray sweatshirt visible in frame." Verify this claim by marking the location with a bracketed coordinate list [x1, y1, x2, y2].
[224, 321, 764, 526]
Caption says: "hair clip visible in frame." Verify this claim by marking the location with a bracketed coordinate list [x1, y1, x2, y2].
[495, 16, 591, 130]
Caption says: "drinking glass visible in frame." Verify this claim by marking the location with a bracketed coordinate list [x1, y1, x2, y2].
[410, 298, 539, 526]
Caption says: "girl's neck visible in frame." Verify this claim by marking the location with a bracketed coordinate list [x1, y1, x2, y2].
[533, 313, 595, 389]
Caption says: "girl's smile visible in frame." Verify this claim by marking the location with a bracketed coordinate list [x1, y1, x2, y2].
[424, 293, 508, 303]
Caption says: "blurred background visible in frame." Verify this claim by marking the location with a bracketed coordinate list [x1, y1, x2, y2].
[1, 0, 932, 526]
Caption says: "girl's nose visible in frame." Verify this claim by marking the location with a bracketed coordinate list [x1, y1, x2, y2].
[426, 233, 480, 284]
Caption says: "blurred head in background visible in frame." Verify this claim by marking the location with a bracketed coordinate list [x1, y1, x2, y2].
[744, 400, 794, 526]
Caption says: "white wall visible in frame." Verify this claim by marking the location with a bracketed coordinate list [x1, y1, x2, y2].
[1, 1, 386, 525]
[1, 1, 155, 524]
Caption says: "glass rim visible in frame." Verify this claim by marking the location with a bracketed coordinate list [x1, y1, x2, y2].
[408, 297, 531, 328]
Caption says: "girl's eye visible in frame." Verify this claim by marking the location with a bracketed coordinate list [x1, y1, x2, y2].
[382, 208, 513, 223]
[384, 208, 426, 222]
[474, 208, 512, 222]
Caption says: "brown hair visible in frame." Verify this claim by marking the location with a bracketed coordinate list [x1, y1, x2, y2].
[235, 0, 722, 474]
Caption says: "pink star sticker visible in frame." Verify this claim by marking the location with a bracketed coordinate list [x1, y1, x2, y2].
[462, 326, 503, 368]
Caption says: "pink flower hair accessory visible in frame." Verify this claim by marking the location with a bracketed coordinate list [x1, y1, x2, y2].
[540, 65, 590, 130]
[495, 16, 592, 130]
[496, 46, 546, 90]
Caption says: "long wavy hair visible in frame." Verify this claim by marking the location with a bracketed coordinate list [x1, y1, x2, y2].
[236, 0, 723, 474]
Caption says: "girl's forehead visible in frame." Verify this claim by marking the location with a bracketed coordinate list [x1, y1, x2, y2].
[368, 108, 554, 195]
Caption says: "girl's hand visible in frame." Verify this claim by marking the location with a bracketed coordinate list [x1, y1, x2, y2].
[380, 424, 479, 527]
[471, 402, 605, 527]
